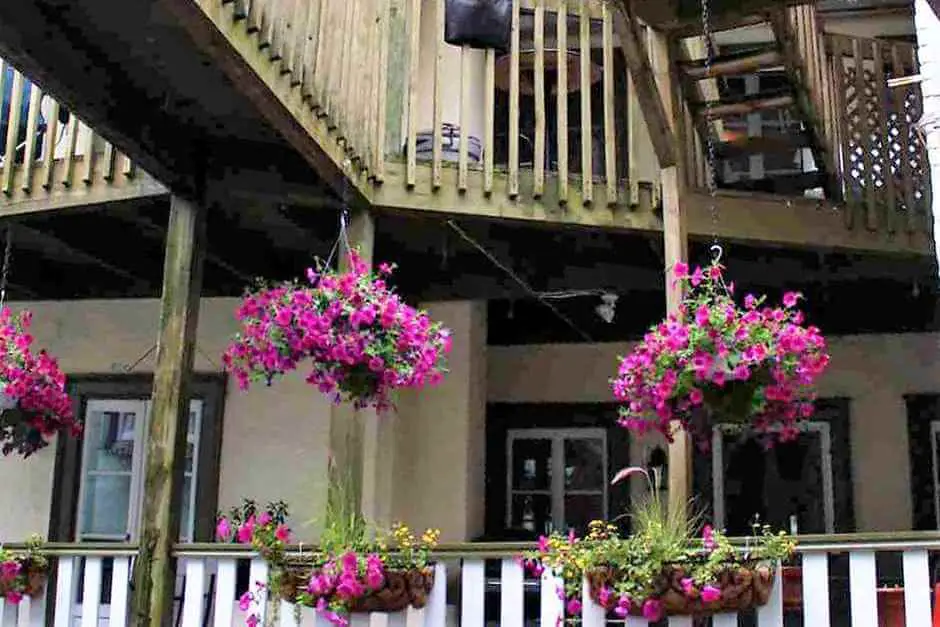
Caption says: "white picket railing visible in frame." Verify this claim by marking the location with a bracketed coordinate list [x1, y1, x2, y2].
[0, 538, 937, 626]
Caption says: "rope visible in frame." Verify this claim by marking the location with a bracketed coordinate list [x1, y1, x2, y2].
[701, 0, 723, 263]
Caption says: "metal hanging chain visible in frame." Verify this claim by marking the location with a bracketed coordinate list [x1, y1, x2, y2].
[0, 226, 12, 311]
[701, 0, 723, 263]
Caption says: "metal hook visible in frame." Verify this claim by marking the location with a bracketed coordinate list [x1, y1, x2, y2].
[710, 243, 723, 264]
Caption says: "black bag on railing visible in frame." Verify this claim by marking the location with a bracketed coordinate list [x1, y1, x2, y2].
[444, 0, 512, 52]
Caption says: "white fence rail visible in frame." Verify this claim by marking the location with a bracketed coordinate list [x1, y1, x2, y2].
[0, 541, 936, 626]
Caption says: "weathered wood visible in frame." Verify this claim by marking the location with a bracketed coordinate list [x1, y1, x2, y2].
[533, 3, 545, 198]
[579, 2, 593, 204]
[130, 194, 206, 626]
[699, 94, 794, 118]
[609, 3, 677, 168]
[682, 49, 782, 80]
[21, 83, 42, 193]
[405, 0, 421, 187]
[1, 69, 24, 195]
[602, 2, 617, 205]
[556, 2, 569, 203]
[508, 0, 520, 198]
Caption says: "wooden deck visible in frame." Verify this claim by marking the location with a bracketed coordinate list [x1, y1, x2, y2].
[0, 61, 166, 216]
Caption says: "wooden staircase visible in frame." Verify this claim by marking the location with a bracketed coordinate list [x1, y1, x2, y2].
[675, 3, 838, 199]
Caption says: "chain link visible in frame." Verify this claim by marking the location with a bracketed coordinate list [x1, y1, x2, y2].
[700, 0, 722, 258]
[0, 226, 12, 310]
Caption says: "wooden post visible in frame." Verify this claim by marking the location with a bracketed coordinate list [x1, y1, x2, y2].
[662, 166, 691, 519]
[131, 194, 205, 626]
[329, 207, 375, 517]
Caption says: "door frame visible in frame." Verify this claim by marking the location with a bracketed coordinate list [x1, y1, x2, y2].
[711, 421, 835, 534]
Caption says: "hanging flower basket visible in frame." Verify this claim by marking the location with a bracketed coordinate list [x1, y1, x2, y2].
[610, 260, 829, 449]
[223, 251, 452, 411]
[0, 308, 77, 458]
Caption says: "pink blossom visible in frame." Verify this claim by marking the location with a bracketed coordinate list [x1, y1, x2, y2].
[642, 599, 663, 621]
[702, 524, 716, 550]
[702, 585, 721, 603]
[274, 524, 290, 542]
[565, 598, 582, 615]
[215, 517, 232, 542]
[238, 591, 252, 612]
[0, 560, 21, 581]
[5, 590, 22, 605]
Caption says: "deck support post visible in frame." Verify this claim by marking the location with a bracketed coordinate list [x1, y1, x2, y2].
[329, 207, 376, 519]
[130, 194, 206, 626]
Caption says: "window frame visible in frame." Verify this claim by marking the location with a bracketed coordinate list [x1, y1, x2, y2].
[49, 373, 227, 543]
[505, 427, 609, 534]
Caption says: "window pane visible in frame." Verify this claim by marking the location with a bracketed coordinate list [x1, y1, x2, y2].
[564, 438, 604, 490]
[80, 474, 132, 538]
[84, 409, 139, 472]
[511, 438, 552, 490]
[510, 493, 552, 535]
[564, 494, 604, 535]
[180, 475, 194, 541]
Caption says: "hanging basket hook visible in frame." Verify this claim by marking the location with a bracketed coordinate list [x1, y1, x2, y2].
[710, 243, 723, 264]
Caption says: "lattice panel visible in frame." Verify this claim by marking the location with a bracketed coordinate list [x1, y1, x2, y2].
[839, 58, 930, 229]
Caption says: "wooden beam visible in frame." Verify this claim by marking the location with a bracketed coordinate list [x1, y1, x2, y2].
[130, 194, 206, 626]
[329, 207, 375, 517]
[610, 5, 678, 168]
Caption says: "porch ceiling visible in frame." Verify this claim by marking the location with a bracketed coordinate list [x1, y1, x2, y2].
[3, 201, 934, 343]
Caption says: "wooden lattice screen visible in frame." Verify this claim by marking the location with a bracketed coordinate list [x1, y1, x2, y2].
[828, 34, 930, 233]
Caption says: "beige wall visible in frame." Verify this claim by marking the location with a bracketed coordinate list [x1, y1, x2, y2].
[0, 297, 936, 540]
[487, 334, 940, 532]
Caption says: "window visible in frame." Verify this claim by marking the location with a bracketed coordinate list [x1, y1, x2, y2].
[50, 375, 226, 544]
[506, 428, 608, 535]
[907, 395, 940, 530]
[76, 399, 203, 542]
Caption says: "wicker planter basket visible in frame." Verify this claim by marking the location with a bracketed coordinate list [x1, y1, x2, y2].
[586, 562, 776, 617]
[276, 559, 435, 613]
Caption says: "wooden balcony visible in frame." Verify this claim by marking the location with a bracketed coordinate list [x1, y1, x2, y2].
[183, 0, 930, 255]
[1, 533, 939, 626]
[0, 61, 166, 216]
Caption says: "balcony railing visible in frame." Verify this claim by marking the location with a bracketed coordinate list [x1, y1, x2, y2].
[2, 533, 939, 626]
[0, 59, 165, 213]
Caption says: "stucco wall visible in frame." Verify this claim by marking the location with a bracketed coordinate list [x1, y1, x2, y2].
[486, 334, 940, 532]
[0, 297, 936, 540]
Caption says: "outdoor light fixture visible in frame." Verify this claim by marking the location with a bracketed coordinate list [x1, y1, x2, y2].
[595, 293, 618, 324]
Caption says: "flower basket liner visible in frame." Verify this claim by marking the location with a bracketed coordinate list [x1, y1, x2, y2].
[350, 567, 435, 613]
[284, 562, 435, 613]
[587, 562, 776, 617]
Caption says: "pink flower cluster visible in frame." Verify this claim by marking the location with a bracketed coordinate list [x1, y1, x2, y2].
[216, 510, 291, 558]
[611, 261, 829, 449]
[302, 551, 386, 626]
[0, 559, 23, 604]
[0, 308, 78, 457]
[223, 252, 452, 411]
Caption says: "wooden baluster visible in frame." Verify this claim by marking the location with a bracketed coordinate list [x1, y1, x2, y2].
[461, 560, 486, 627]
[180, 559, 207, 627]
[835, 38, 857, 227]
[81, 557, 103, 627]
[499, 559, 524, 627]
[579, 0, 593, 205]
[213, 558, 237, 627]
[458, 44, 471, 192]
[300, 0, 321, 101]
[374, 0, 391, 182]
[755, 564, 783, 626]
[80, 124, 97, 185]
[41, 99, 59, 189]
[313, 0, 334, 112]
[52, 556, 75, 627]
[405, 0, 421, 187]
[712, 614, 736, 627]
[258, 0, 275, 50]
[540, 568, 564, 627]
[556, 2, 569, 204]
[483, 49, 495, 195]
[122, 154, 137, 179]
[902, 549, 931, 625]
[246, 0, 262, 33]
[109, 556, 131, 627]
[601, 1, 616, 205]
[533, 2, 545, 198]
[581, 576, 605, 627]
[61, 115, 79, 187]
[21, 83, 42, 193]
[508, 0, 520, 198]
[431, 0, 444, 189]
[101, 142, 116, 182]
[802, 554, 831, 627]
[339, 0, 357, 146]
[848, 551, 878, 627]
[1, 70, 25, 195]
[428, 563, 447, 625]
